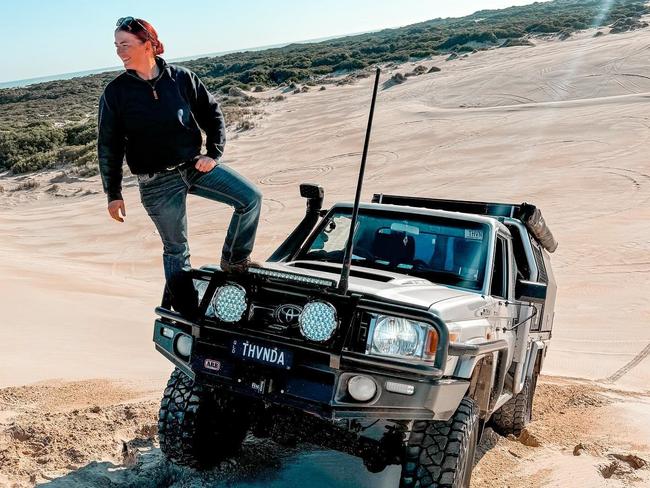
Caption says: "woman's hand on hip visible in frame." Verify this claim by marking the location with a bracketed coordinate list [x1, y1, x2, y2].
[194, 155, 218, 172]
[108, 199, 126, 223]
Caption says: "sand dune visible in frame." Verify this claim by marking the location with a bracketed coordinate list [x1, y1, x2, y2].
[1, 25, 650, 486]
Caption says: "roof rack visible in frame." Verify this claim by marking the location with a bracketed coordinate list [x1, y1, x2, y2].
[372, 194, 523, 217]
[371, 194, 558, 253]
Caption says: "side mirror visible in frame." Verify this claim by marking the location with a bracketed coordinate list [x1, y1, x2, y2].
[300, 183, 325, 213]
[515, 279, 547, 303]
[300, 183, 324, 199]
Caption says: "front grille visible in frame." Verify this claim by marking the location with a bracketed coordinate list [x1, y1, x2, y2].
[196, 279, 356, 353]
[531, 244, 548, 283]
[247, 291, 310, 337]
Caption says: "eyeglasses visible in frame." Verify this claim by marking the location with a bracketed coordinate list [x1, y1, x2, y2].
[116, 17, 152, 40]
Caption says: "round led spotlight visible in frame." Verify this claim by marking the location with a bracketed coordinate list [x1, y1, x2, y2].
[212, 283, 247, 323]
[347, 375, 377, 402]
[299, 300, 337, 342]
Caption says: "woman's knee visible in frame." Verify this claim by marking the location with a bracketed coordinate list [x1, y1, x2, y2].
[252, 187, 263, 207]
[241, 186, 262, 212]
[162, 240, 189, 257]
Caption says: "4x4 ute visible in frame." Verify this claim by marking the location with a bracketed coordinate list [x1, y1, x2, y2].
[152, 187, 557, 488]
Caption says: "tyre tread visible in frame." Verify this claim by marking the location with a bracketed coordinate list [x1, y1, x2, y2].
[491, 375, 537, 437]
[400, 397, 479, 488]
[158, 368, 249, 469]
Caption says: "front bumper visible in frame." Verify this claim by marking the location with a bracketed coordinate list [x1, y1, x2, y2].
[154, 319, 469, 421]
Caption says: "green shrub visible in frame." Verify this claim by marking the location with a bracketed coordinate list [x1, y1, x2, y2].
[409, 50, 431, 58]
[333, 59, 366, 71]
[237, 69, 270, 85]
[0, 123, 65, 168]
[13, 179, 40, 191]
[10, 150, 57, 173]
[493, 28, 524, 38]
[525, 23, 561, 33]
[438, 31, 498, 50]
[73, 162, 98, 177]
[269, 68, 308, 84]
[311, 52, 350, 67]
[387, 53, 409, 62]
[237, 120, 254, 131]
[391, 73, 406, 84]
[64, 121, 96, 146]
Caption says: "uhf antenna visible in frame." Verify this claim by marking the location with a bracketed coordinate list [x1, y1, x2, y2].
[337, 66, 381, 294]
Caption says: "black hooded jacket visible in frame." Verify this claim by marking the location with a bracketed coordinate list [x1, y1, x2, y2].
[97, 56, 226, 202]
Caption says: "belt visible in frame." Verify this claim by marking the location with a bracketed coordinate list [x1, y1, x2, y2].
[145, 159, 196, 177]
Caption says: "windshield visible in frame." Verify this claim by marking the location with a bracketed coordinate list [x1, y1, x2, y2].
[296, 208, 491, 291]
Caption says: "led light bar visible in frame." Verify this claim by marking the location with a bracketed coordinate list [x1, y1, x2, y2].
[248, 267, 336, 287]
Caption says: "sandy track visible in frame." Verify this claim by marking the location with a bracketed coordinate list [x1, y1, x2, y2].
[0, 377, 647, 487]
[2, 25, 650, 486]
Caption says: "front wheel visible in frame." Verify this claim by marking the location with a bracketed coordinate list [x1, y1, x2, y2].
[158, 368, 250, 469]
[400, 397, 479, 488]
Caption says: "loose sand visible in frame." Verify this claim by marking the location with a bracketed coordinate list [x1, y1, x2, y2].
[0, 377, 647, 487]
[1, 25, 649, 487]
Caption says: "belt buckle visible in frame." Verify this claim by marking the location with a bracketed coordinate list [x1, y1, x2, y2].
[166, 161, 191, 172]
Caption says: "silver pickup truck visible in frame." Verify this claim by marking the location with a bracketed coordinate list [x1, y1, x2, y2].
[152, 187, 557, 488]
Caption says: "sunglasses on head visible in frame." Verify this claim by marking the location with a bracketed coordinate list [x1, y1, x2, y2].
[116, 17, 152, 39]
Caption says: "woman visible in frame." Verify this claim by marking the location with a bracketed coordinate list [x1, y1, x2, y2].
[98, 17, 262, 316]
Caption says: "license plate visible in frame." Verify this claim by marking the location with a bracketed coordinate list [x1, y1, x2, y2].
[230, 339, 293, 369]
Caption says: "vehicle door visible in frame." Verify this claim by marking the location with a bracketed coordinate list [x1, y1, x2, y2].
[490, 233, 518, 366]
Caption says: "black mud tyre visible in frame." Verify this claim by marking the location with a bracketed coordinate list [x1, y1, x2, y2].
[490, 373, 538, 437]
[400, 397, 479, 488]
[158, 368, 250, 469]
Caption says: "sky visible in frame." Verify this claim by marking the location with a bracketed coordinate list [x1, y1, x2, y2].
[1, 0, 549, 83]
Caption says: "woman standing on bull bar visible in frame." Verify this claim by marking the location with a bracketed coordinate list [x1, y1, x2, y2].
[98, 17, 261, 317]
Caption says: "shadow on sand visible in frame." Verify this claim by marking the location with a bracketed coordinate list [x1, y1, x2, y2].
[40, 427, 502, 487]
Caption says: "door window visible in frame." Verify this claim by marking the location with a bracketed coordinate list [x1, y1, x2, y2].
[491, 236, 508, 299]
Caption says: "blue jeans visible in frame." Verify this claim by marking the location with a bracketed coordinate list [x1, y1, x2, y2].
[137, 162, 262, 284]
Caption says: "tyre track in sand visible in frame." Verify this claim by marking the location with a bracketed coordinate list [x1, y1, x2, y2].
[257, 150, 400, 187]
[603, 343, 650, 383]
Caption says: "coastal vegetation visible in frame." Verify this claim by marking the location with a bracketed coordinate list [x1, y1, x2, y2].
[0, 0, 647, 175]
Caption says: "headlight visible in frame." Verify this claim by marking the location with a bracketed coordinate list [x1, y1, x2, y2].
[371, 316, 421, 356]
[299, 300, 338, 342]
[211, 283, 247, 323]
[366, 314, 438, 360]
